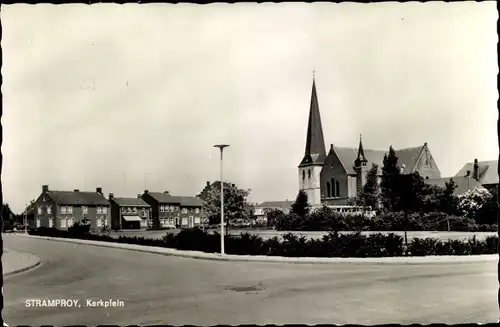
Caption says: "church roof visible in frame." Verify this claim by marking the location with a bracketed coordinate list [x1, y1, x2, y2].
[299, 77, 327, 167]
[332, 144, 425, 175]
[454, 160, 498, 185]
[424, 176, 487, 196]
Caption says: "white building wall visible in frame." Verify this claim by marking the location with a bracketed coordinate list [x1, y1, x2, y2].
[298, 166, 323, 206]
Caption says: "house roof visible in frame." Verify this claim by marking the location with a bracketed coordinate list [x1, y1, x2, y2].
[112, 197, 150, 207]
[147, 192, 205, 207]
[332, 145, 425, 175]
[46, 191, 109, 206]
[454, 160, 498, 185]
[256, 201, 294, 209]
[424, 176, 488, 196]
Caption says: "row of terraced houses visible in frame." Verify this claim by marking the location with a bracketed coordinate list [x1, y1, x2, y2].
[26, 184, 213, 231]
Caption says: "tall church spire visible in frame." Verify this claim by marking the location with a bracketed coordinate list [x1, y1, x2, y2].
[299, 74, 326, 167]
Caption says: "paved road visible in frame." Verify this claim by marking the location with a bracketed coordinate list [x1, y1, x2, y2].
[106, 229, 498, 242]
[3, 235, 498, 325]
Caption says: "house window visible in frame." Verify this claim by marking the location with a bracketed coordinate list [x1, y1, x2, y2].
[60, 218, 67, 228]
[97, 207, 103, 214]
[326, 182, 331, 198]
[182, 208, 187, 214]
[141, 209, 147, 218]
[36, 218, 41, 228]
[335, 181, 340, 197]
[82, 206, 88, 214]
[61, 206, 67, 214]
[302, 170, 305, 180]
[102, 207, 108, 214]
[96, 218, 102, 228]
[127, 207, 132, 213]
[308, 169, 311, 179]
[121, 207, 126, 213]
[195, 217, 201, 224]
[133, 207, 137, 213]
[47, 206, 52, 214]
[102, 218, 107, 227]
[170, 206, 175, 213]
[159, 205, 164, 213]
[37, 206, 43, 215]
[161, 218, 165, 227]
[67, 206, 73, 214]
[67, 217, 74, 227]
[195, 208, 200, 214]
[48, 218, 54, 228]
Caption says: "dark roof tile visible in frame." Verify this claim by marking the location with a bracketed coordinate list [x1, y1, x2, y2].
[112, 197, 150, 207]
[47, 191, 109, 206]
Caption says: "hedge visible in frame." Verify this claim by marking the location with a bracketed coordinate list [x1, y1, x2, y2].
[274, 211, 498, 233]
[29, 226, 498, 257]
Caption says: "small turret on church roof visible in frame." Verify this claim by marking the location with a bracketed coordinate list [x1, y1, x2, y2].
[299, 73, 326, 167]
[354, 134, 368, 167]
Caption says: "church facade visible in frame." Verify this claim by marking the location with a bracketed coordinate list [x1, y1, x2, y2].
[298, 78, 442, 207]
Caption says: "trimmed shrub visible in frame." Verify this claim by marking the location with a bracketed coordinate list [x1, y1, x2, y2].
[28, 227, 499, 258]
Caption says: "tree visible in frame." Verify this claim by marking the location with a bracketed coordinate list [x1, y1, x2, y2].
[457, 188, 492, 218]
[439, 178, 459, 215]
[358, 163, 379, 209]
[380, 146, 401, 211]
[475, 187, 498, 225]
[264, 208, 286, 228]
[202, 182, 251, 232]
[291, 190, 310, 218]
[398, 172, 430, 213]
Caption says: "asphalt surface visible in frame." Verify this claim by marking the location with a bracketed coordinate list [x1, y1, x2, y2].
[3, 235, 498, 325]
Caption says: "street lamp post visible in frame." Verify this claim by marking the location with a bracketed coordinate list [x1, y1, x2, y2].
[214, 144, 230, 255]
[25, 203, 28, 234]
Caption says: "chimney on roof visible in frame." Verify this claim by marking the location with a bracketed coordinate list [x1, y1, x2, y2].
[109, 193, 114, 200]
[466, 170, 471, 177]
[74, 189, 79, 192]
[137, 194, 142, 199]
[164, 191, 170, 194]
[206, 181, 210, 187]
[473, 158, 479, 181]
[42, 185, 49, 193]
[96, 187, 102, 194]
[232, 184, 235, 188]
[144, 190, 149, 194]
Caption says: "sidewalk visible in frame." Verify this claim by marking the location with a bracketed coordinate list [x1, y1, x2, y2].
[16, 234, 498, 265]
[2, 248, 41, 277]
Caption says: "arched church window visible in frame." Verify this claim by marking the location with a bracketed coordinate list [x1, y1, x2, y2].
[308, 170, 311, 179]
[335, 181, 340, 197]
[326, 182, 331, 198]
[331, 178, 336, 197]
[302, 170, 305, 180]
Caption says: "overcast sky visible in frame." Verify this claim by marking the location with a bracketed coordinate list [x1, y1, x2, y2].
[2, 2, 498, 213]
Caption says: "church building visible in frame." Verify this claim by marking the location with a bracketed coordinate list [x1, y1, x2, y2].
[298, 77, 442, 207]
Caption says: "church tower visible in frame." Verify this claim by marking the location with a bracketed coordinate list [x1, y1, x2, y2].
[298, 74, 326, 206]
[353, 134, 369, 195]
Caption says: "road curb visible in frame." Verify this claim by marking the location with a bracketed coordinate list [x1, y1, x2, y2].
[12, 234, 499, 265]
[2, 250, 42, 278]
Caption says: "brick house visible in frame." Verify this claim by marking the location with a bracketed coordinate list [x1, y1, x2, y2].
[32, 185, 109, 230]
[109, 193, 151, 230]
[455, 159, 498, 194]
[141, 190, 205, 228]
